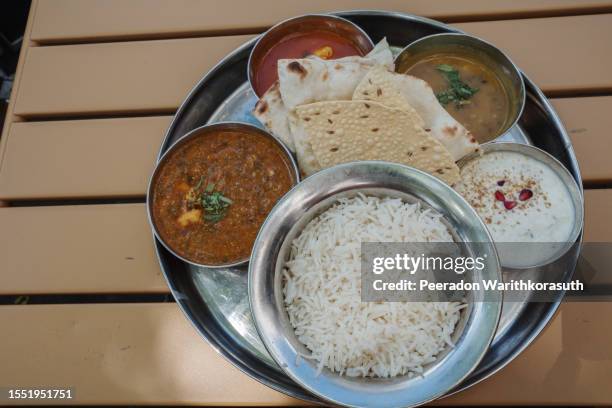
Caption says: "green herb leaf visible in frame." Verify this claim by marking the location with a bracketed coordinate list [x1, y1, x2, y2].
[435, 64, 479, 108]
[199, 187, 233, 223]
[436, 64, 455, 73]
[219, 196, 233, 205]
[194, 176, 205, 191]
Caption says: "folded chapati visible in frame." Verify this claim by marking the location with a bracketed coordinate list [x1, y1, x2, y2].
[252, 82, 295, 151]
[254, 39, 393, 153]
[277, 38, 394, 109]
[353, 65, 479, 161]
[294, 100, 461, 185]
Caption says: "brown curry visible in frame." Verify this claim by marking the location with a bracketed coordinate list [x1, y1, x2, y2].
[151, 130, 296, 265]
[401, 54, 512, 143]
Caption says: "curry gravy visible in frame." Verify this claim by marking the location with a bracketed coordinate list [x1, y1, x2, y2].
[403, 54, 512, 142]
[151, 130, 296, 265]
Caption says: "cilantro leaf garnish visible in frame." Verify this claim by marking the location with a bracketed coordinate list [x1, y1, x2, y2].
[185, 179, 233, 223]
[200, 184, 232, 223]
[435, 65, 479, 108]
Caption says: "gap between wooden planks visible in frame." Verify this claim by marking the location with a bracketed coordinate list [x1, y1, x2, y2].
[0, 302, 610, 405]
[29, 0, 612, 43]
[0, 96, 610, 200]
[0, 189, 609, 295]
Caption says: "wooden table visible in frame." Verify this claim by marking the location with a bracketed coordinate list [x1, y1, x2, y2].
[1, 1, 612, 405]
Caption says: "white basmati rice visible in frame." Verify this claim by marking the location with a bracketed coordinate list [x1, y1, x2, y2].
[283, 194, 465, 378]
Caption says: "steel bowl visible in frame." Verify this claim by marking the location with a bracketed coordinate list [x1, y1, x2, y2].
[147, 121, 299, 269]
[394, 33, 526, 142]
[456, 142, 584, 269]
[248, 14, 374, 97]
[249, 161, 502, 408]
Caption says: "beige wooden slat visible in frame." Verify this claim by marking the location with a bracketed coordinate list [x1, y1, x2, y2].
[0, 303, 301, 406]
[0, 204, 166, 295]
[13, 14, 612, 117]
[0, 302, 610, 405]
[30, 0, 612, 43]
[0, 188, 608, 295]
[553, 96, 612, 185]
[1, 96, 609, 200]
[0, 116, 171, 200]
[13, 35, 254, 117]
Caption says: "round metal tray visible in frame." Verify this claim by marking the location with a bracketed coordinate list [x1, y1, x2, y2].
[153, 10, 582, 404]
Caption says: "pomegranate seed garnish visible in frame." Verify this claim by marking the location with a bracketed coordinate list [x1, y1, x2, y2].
[504, 200, 517, 210]
[497, 180, 505, 186]
[519, 188, 533, 201]
[494, 190, 505, 201]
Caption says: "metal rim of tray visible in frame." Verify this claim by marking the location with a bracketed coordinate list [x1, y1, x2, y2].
[152, 10, 583, 405]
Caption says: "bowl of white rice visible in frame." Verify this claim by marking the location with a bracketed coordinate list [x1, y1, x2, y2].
[249, 161, 502, 408]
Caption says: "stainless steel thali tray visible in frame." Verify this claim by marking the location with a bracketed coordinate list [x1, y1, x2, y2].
[153, 10, 583, 404]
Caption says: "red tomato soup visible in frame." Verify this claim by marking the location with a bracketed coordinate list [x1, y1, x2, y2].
[254, 31, 365, 95]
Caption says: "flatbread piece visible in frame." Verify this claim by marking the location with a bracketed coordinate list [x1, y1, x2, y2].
[278, 39, 394, 109]
[253, 82, 295, 151]
[294, 100, 461, 185]
[353, 65, 479, 161]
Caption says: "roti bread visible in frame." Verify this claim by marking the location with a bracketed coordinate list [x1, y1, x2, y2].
[278, 39, 394, 109]
[254, 39, 394, 154]
[353, 65, 479, 161]
[294, 100, 461, 185]
[253, 82, 295, 151]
